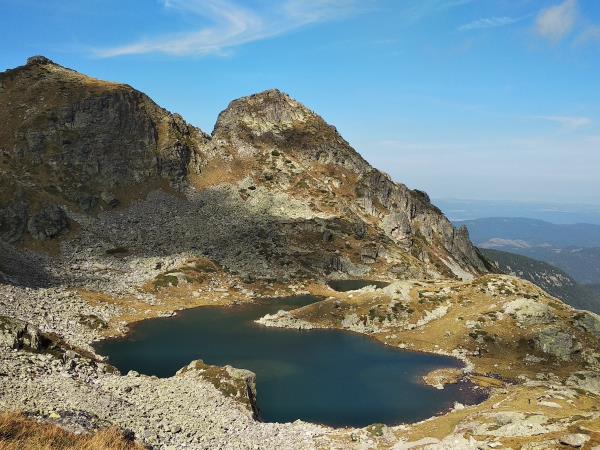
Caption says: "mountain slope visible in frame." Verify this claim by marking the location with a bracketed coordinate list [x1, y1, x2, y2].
[0, 57, 488, 284]
[480, 248, 600, 313]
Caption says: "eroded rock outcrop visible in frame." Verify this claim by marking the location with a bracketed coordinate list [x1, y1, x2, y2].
[0, 56, 207, 240]
[0, 316, 47, 350]
[175, 359, 259, 418]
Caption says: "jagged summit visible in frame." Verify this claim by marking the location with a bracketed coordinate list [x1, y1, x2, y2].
[213, 88, 325, 137]
[0, 56, 205, 227]
[212, 88, 369, 173]
[26, 55, 55, 65]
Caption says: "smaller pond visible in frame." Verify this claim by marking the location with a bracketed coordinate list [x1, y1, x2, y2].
[95, 295, 483, 427]
[328, 279, 390, 292]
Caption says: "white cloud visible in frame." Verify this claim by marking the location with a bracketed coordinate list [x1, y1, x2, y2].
[531, 115, 591, 130]
[577, 25, 600, 45]
[96, 0, 366, 58]
[397, 0, 473, 23]
[459, 16, 524, 32]
[535, 0, 577, 42]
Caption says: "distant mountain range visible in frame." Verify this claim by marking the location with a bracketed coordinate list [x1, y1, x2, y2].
[436, 198, 600, 225]
[455, 217, 600, 285]
[480, 248, 600, 313]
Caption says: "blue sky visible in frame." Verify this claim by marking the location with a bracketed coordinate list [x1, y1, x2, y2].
[1, 0, 600, 203]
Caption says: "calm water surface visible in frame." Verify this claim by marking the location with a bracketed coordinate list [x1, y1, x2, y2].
[95, 295, 482, 427]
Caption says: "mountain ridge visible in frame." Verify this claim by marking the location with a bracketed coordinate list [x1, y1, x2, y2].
[0, 56, 488, 281]
[455, 217, 600, 284]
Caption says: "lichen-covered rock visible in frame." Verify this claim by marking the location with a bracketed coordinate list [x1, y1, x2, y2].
[575, 311, 600, 339]
[0, 316, 45, 350]
[567, 371, 600, 395]
[504, 298, 554, 326]
[27, 205, 69, 240]
[535, 328, 575, 360]
[559, 433, 590, 448]
[175, 359, 259, 417]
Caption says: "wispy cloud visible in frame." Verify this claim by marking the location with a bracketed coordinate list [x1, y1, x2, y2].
[396, 0, 473, 23]
[96, 0, 366, 58]
[576, 25, 600, 45]
[531, 115, 591, 131]
[459, 16, 526, 32]
[535, 0, 577, 43]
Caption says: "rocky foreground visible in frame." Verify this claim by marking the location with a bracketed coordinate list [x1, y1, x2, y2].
[2, 271, 600, 449]
[1, 57, 599, 449]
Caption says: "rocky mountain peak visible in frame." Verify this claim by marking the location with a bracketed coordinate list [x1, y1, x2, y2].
[214, 88, 310, 133]
[25, 55, 56, 66]
[0, 56, 206, 240]
[212, 89, 369, 173]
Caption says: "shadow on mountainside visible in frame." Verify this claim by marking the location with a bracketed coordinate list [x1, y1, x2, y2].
[0, 241, 55, 288]
[16, 186, 382, 292]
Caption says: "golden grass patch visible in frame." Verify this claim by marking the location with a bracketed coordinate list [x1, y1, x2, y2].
[0, 412, 143, 450]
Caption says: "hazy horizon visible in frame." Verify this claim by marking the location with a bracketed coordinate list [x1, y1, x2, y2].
[433, 197, 600, 224]
[3, 0, 599, 203]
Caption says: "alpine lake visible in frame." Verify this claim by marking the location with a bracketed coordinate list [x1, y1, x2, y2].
[95, 285, 483, 428]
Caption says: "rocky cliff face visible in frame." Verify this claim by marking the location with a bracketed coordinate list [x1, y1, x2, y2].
[208, 89, 489, 278]
[0, 57, 487, 281]
[0, 56, 206, 242]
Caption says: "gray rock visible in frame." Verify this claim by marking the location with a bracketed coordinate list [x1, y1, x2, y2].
[0, 316, 45, 350]
[101, 192, 120, 208]
[535, 328, 575, 360]
[559, 433, 589, 448]
[382, 211, 411, 243]
[575, 311, 600, 339]
[27, 205, 69, 241]
[0, 201, 28, 243]
[360, 245, 379, 264]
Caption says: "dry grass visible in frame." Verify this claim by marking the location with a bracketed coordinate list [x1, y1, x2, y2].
[189, 157, 255, 191]
[0, 413, 144, 450]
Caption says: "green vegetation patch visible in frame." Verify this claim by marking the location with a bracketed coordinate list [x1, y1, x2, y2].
[153, 274, 179, 290]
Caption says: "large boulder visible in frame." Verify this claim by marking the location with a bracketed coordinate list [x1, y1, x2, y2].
[504, 298, 554, 326]
[0, 316, 46, 350]
[575, 311, 600, 339]
[535, 328, 576, 360]
[176, 360, 259, 418]
[27, 205, 69, 240]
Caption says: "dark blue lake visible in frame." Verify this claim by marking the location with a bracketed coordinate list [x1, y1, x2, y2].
[94, 295, 483, 427]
